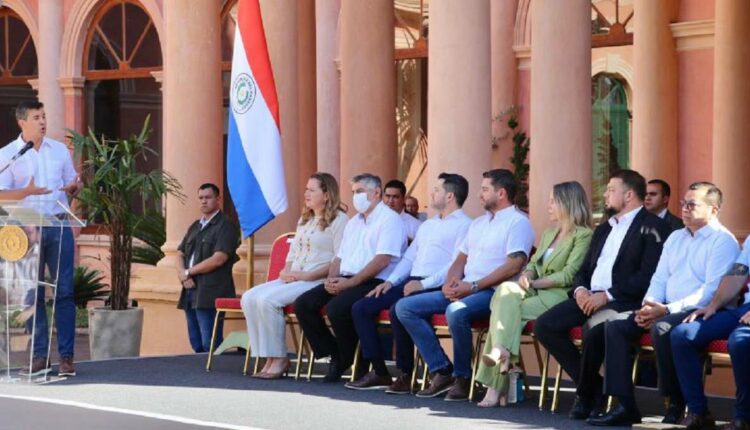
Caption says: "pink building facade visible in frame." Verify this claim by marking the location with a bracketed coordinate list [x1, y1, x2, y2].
[1, 1, 747, 375]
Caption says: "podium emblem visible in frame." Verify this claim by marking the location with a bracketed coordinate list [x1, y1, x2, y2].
[0, 225, 29, 262]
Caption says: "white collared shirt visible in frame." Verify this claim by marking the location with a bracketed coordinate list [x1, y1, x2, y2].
[657, 208, 668, 219]
[0, 135, 78, 216]
[386, 208, 472, 289]
[459, 205, 535, 283]
[644, 219, 739, 313]
[400, 210, 422, 241]
[735, 236, 750, 304]
[337, 201, 406, 280]
[190, 210, 221, 268]
[589, 206, 643, 299]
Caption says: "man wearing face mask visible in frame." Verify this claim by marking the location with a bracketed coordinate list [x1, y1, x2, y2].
[294, 173, 406, 382]
[534, 169, 670, 420]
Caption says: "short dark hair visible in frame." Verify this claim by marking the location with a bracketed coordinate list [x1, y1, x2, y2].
[482, 169, 517, 201]
[648, 179, 671, 197]
[610, 169, 646, 201]
[688, 181, 723, 208]
[198, 183, 220, 196]
[351, 173, 382, 190]
[15, 100, 44, 121]
[438, 172, 469, 207]
[384, 179, 406, 197]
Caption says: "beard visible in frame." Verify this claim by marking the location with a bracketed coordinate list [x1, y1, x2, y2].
[603, 206, 617, 219]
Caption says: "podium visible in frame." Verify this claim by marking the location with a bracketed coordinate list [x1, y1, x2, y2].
[0, 199, 85, 383]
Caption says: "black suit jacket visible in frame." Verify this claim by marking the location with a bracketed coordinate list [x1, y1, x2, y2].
[663, 210, 684, 232]
[571, 207, 671, 307]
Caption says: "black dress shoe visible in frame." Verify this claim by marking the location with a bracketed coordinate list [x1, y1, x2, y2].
[569, 396, 594, 420]
[586, 404, 642, 427]
[322, 360, 344, 383]
[662, 402, 686, 424]
[723, 418, 750, 430]
[681, 412, 716, 430]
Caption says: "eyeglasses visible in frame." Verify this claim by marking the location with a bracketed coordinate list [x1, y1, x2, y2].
[680, 200, 704, 210]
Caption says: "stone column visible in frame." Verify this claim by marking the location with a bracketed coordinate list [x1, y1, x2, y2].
[255, 0, 300, 244]
[161, 0, 223, 263]
[339, 0, 396, 205]
[712, 0, 750, 236]
[58, 77, 86, 135]
[632, 0, 678, 198]
[298, 0, 317, 190]
[529, 0, 591, 236]
[491, 0, 518, 170]
[37, 0, 65, 141]
[315, 0, 341, 178]
[428, 0, 492, 217]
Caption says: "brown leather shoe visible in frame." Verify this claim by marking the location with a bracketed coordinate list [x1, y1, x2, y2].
[723, 418, 750, 430]
[416, 372, 455, 398]
[345, 371, 392, 390]
[444, 377, 471, 402]
[386, 374, 413, 394]
[58, 356, 76, 377]
[680, 412, 716, 430]
[19, 357, 52, 377]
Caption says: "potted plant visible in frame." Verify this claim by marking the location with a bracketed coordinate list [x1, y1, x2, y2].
[68, 116, 183, 359]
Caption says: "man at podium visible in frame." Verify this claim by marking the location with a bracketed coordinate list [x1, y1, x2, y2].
[0, 100, 81, 377]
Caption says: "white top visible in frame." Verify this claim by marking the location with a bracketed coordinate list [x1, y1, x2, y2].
[735, 236, 750, 305]
[337, 201, 406, 280]
[542, 247, 555, 263]
[589, 206, 642, 300]
[657, 208, 668, 219]
[459, 205, 535, 283]
[644, 219, 739, 313]
[286, 211, 348, 272]
[400, 210, 422, 241]
[386, 209, 472, 289]
[0, 135, 78, 216]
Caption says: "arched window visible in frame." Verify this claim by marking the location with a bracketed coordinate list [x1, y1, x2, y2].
[592, 73, 631, 213]
[0, 7, 37, 146]
[83, 0, 163, 222]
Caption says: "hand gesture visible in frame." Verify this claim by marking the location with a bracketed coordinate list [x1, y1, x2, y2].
[60, 179, 82, 195]
[740, 310, 750, 325]
[183, 278, 196, 289]
[518, 274, 532, 291]
[403, 280, 424, 297]
[582, 292, 608, 316]
[279, 270, 298, 283]
[366, 281, 392, 298]
[574, 288, 591, 311]
[24, 177, 51, 196]
[685, 304, 717, 323]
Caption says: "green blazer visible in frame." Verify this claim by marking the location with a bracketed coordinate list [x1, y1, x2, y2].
[525, 226, 593, 308]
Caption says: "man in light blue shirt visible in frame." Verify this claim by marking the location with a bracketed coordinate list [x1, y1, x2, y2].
[587, 182, 738, 427]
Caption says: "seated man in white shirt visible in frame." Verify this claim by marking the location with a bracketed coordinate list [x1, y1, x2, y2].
[346, 173, 472, 392]
[587, 182, 739, 427]
[395, 169, 534, 401]
[294, 173, 406, 382]
[383, 179, 422, 241]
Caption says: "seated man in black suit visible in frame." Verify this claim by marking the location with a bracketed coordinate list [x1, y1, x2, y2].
[533, 169, 671, 419]
[645, 179, 684, 232]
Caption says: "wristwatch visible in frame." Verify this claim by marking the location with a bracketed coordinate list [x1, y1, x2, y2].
[470, 281, 479, 293]
[184, 269, 190, 278]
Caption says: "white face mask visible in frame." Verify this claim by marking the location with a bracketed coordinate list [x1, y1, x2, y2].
[352, 192, 371, 214]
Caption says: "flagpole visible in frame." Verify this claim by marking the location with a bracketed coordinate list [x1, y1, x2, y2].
[246, 235, 255, 290]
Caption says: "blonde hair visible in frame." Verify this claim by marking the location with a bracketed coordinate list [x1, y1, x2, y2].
[300, 172, 345, 230]
[553, 181, 592, 230]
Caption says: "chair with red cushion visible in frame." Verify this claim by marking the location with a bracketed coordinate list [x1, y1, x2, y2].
[205, 232, 295, 373]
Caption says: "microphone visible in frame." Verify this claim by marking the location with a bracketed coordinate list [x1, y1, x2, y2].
[0, 141, 35, 175]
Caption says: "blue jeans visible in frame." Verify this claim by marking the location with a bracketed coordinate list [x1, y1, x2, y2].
[729, 324, 750, 421]
[671, 303, 750, 416]
[183, 288, 223, 353]
[32, 226, 75, 358]
[395, 288, 493, 379]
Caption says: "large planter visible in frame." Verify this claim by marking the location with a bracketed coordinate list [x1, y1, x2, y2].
[88, 307, 144, 360]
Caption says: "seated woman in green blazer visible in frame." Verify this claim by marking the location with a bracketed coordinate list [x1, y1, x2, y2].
[477, 181, 593, 407]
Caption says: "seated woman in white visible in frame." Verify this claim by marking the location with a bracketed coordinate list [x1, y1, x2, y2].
[241, 172, 348, 378]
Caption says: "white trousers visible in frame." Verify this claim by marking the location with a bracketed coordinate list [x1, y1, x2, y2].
[240, 278, 320, 357]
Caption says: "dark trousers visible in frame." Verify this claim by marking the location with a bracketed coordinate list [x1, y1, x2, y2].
[728, 324, 750, 421]
[351, 277, 424, 375]
[533, 297, 638, 399]
[294, 278, 382, 369]
[603, 311, 690, 404]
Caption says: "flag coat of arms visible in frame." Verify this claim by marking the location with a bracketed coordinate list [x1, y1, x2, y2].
[227, 0, 287, 238]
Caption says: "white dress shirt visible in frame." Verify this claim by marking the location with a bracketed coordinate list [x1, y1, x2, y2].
[644, 219, 739, 313]
[736, 236, 750, 305]
[657, 208, 668, 219]
[459, 205, 535, 283]
[337, 201, 406, 280]
[386, 208, 472, 289]
[589, 206, 642, 300]
[400, 210, 422, 241]
[0, 135, 78, 216]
